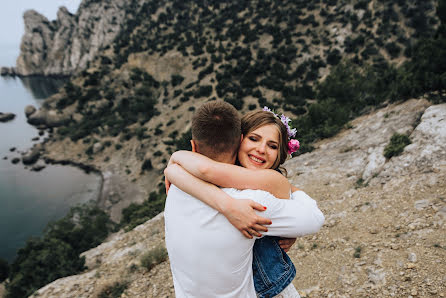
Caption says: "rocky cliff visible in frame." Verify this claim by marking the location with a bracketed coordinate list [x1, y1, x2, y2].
[30, 99, 446, 297]
[16, 0, 129, 76]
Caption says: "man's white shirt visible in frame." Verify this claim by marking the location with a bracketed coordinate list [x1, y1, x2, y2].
[164, 186, 324, 298]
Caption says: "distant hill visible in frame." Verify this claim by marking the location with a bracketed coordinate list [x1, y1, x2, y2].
[15, 0, 445, 225]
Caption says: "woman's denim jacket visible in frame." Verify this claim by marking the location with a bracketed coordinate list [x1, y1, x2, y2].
[252, 236, 296, 298]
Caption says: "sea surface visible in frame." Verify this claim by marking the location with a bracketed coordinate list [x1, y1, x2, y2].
[0, 44, 101, 262]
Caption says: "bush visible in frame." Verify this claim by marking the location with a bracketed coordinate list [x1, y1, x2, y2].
[6, 205, 113, 298]
[0, 258, 9, 282]
[172, 130, 192, 151]
[141, 159, 153, 172]
[194, 85, 213, 98]
[383, 133, 411, 158]
[140, 245, 168, 271]
[120, 191, 167, 231]
[171, 75, 184, 87]
[98, 281, 129, 298]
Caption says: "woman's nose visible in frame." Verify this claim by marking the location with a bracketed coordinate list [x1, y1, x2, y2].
[256, 142, 267, 154]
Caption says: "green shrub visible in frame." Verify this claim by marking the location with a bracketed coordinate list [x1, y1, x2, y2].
[141, 159, 153, 172]
[6, 205, 113, 298]
[98, 281, 129, 298]
[171, 75, 184, 87]
[120, 191, 167, 231]
[383, 133, 411, 158]
[140, 245, 168, 271]
[172, 129, 192, 151]
[0, 258, 9, 282]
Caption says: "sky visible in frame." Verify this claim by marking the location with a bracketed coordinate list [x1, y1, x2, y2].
[0, 0, 82, 46]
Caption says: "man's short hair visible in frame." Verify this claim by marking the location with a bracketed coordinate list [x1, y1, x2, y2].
[192, 101, 241, 159]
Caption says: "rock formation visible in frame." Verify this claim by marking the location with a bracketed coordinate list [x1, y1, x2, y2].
[31, 99, 446, 297]
[0, 112, 15, 122]
[16, 1, 128, 76]
[26, 108, 70, 127]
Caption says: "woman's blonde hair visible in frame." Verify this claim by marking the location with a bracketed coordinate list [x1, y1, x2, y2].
[241, 110, 289, 173]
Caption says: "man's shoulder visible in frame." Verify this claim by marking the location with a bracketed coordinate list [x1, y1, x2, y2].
[222, 187, 276, 200]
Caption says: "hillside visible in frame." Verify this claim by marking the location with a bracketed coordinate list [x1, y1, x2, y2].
[11, 0, 444, 221]
[2, 1, 445, 295]
[27, 99, 446, 297]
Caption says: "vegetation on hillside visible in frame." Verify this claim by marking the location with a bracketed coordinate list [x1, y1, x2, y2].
[5, 204, 114, 298]
[51, 0, 443, 161]
[6, 0, 446, 295]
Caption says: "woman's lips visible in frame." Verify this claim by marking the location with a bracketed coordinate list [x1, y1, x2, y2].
[249, 154, 265, 164]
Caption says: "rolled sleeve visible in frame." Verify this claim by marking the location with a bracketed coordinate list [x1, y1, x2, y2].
[255, 190, 324, 238]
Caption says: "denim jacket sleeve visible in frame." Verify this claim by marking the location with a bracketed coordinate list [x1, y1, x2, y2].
[252, 236, 296, 298]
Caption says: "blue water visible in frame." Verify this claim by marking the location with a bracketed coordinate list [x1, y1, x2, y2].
[0, 44, 102, 262]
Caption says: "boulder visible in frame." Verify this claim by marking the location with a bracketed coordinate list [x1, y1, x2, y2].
[31, 161, 46, 172]
[0, 112, 15, 122]
[25, 105, 37, 117]
[0, 67, 17, 76]
[27, 109, 69, 127]
[22, 146, 41, 165]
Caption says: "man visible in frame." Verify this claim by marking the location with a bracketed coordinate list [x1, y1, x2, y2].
[164, 101, 323, 297]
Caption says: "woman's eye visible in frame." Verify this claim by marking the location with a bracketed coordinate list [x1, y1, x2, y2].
[269, 144, 278, 150]
[249, 136, 258, 141]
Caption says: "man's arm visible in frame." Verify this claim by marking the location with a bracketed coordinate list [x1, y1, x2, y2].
[253, 190, 325, 238]
[165, 164, 272, 238]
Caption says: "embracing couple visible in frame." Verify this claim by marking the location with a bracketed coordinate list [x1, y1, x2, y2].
[164, 101, 324, 297]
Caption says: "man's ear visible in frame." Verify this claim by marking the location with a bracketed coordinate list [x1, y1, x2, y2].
[240, 134, 244, 144]
[190, 140, 198, 152]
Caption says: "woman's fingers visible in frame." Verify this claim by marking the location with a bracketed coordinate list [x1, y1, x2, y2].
[242, 230, 253, 239]
[252, 223, 268, 233]
[164, 176, 171, 194]
[248, 228, 262, 238]
[250, 201, 267, 212]
[256, 215, 272, 226]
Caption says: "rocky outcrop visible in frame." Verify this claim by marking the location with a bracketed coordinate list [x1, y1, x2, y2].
[16, 1, 129, 76]
[0, 67, 17, 76]
[22, 144, 43, 165]
[32, 99, 446, 297]
[26, 108, 70, 127]
[0, 112, 15, 122]
[25, 105, 37, 117]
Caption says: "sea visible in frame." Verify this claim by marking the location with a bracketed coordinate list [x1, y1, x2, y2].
[0, 43, 102, 262]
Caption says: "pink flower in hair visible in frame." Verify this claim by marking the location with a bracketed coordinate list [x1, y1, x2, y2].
[288, 139, 300, 155]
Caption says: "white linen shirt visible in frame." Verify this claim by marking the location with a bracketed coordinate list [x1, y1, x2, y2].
[164, 186, 324, 298]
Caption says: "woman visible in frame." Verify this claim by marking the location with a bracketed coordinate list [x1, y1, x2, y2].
[165, 108, 323, 297]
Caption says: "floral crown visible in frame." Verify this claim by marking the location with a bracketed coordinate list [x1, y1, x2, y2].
[262, 106, 300, 155]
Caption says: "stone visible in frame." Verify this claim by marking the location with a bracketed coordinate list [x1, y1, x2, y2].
[22, 147, 41, 165]
[31, 161, 46, 172]
[414, 200, 430, 210]
[11, 157, 20, 164]
[27, 108, 70, 127]
[0, 112, 16, 122]
[408, 252, 417, 262]
[25, 105, 37, 117]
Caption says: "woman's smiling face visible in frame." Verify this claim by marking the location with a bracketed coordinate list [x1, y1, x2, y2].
[238, 124, 280, 170]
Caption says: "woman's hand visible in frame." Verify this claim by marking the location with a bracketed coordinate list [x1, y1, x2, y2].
[278, 237, 297, 252]
[165, 176, 171, 194]
[222, 199, 272, 239]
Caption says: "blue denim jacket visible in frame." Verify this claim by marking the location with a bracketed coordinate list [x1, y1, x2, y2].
[252, 236, 296, 298]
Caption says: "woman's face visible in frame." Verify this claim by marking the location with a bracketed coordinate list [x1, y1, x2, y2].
[238, 124, 280, 170]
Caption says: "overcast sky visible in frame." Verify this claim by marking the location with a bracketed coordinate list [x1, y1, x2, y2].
[0, 0, 82, 46]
